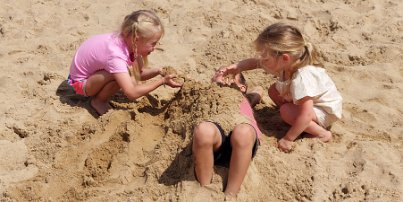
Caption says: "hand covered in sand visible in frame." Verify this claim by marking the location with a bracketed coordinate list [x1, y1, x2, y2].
[212, 67, 235, 85]
[163, 74, 183, 88]
[160, 66, 184, 87]
[160, 66, 177, 77]
[212, 68, 225, 83]
[277, 138, 293, 152]
[219, 64, 240, 76]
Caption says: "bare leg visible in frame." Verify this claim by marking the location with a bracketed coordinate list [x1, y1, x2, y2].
[85, 70, 121, 115]
[90, 81, 120, 115]
[192, 122, 222, 185]
[280, 103, 332, 142]
[268, 83, 284, 107]
[225, 124, 256, 197]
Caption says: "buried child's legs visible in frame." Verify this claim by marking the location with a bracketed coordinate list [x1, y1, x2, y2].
[225, 124, 256, 196]
[192, 122, 222, 185]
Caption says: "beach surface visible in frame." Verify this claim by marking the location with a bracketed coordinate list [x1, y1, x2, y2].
[0, 0, 402, 201]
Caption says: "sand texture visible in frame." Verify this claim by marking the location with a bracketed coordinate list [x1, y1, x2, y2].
[0, 0, 402, 201]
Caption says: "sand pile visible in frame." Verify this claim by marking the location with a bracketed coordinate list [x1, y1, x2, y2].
[0, 0, 402, 201]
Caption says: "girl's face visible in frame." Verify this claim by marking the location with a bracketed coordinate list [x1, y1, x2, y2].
[136, 32, 162, 57]
[258, 49, 282, 75]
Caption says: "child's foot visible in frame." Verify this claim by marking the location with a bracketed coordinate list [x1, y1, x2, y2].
[224, 192, 237, 201]
[246, 86, 263, 107]
[304, 131, 332, 142]
[320, 131, 332, 142]
[90, 99, 111, 115]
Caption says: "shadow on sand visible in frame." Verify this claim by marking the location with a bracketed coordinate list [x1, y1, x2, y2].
[55, 80, 99, 118]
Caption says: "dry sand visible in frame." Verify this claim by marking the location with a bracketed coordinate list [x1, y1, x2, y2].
[0, 0, 402, 201]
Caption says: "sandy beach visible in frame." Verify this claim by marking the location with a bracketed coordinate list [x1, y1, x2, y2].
[0, 0, 402, 201]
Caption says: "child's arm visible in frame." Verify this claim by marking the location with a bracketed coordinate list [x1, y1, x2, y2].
[223, 58, 260, 75]
[278, 97, 314, 151]
[114, 72, 181, 100]
[140, 67, 162, 81]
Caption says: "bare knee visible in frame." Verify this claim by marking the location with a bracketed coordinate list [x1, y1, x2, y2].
[268, 84, 277, 98]
[99, 70, 115, 81]
[86, 71, 118, 96]
[279, 104, 289, 120]
[268, 84, 283, 106]
[280, 104, 315, 124]
[230, 124, 255, 149]
[280, 104, 299, 125]
[193, 122, 217, 148]
[109, 80, 121, 91]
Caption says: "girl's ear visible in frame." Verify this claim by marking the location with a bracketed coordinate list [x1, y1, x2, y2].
[280, 53, 293, 68]
[281, 53, 291, 62]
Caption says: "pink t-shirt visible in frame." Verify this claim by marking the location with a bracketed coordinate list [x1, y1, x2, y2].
[239, 98, 262, 139]
[69, 33, 133, 81]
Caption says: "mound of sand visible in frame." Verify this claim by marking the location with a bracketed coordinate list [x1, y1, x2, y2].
[0, 0, 402, 201]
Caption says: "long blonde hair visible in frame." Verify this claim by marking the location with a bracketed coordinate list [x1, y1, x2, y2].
[120, 10, 164, 82]
[254, 23, 323, 75]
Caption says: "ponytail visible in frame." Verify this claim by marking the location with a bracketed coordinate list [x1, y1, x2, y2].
[255, 23, 324, 73]
[300, 41, 323, 68]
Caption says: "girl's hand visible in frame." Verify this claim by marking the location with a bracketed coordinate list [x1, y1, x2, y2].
[159, 66, 177, 77]
[213, 65, 239, 84]
[212, 68, 226, 83]
[163, 74, 183, 88]
[218, 64, 240, 77]
[278, 138, 293, 152]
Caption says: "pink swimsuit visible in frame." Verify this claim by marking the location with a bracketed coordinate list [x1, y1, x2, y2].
[239, 97, 262, 139]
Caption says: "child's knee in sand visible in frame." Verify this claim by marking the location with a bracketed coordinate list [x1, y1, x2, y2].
[230, 124, 256, 149]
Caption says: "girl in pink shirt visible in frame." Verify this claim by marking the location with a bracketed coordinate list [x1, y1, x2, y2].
[68, 10, 182, 115]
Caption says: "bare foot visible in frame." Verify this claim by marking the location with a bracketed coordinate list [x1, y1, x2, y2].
[90, 99, 111, 115]
[304, 131, 332, 142]
[224, 192, 237, 201]
[246, 86, 263, 107]
[319, 131, 333, 142]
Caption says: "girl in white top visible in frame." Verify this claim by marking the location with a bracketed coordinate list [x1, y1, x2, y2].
[220, 23, 342, 152]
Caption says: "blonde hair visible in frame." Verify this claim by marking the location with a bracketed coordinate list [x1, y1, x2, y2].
[120, 10, 164, 81]
[254, 23, 323, 74]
